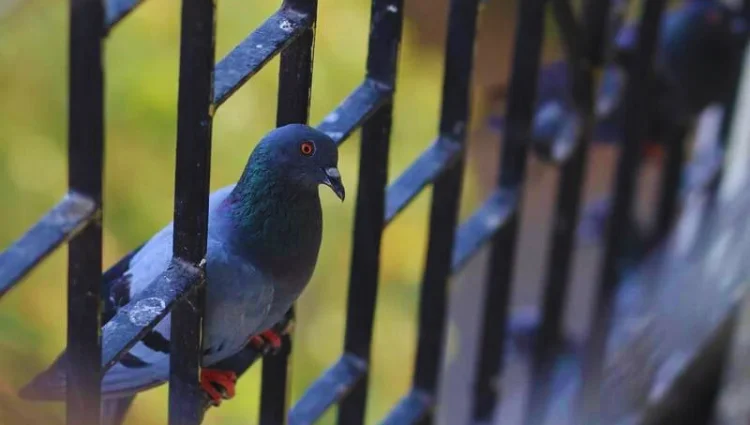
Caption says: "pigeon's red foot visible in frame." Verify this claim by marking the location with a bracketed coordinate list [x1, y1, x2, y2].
[200, 369, 237, 406]
[249, 329, 284, 354]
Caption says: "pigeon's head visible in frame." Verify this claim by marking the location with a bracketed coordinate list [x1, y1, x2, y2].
[664, 1, 748, 48]
[249, 124, 345, 201]
[660, 1, 749, 111]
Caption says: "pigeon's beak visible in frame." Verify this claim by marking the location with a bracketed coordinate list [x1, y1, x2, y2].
[322, 167, 345, 202]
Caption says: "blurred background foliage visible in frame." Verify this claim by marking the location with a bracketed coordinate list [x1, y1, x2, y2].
[0, 0, 572, 424]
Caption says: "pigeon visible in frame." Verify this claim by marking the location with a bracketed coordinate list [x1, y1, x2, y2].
[577, 1, 748, 255]
[616, 0, 749, 117]
[605, 0, 749, 152]
[19, 124, 345, 406]
[487, 0, 749, 164]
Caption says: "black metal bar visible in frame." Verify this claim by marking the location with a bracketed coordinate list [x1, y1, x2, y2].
[578, 0, 667, 422]
[289, 195, 515, 424]
[551, 0, 580, 60]
[260, 335, 292, 425]
[471, 0, 548, 422]
[338, 1, 404, 424]
[402, 1, 481, 423]
[0, 194, 96, 299]
[653, 126, 688, 242]
[316, 80, 392, 145]
[384, 138, 462, 224]
[339, 108, 393, 425]
[168, 1, 216, 423]
[288, 354, 368, 424]
[526, 0, 611, 423]
[66, 0, 105, 423]
[259, 313, 295, 425]
[105, 0, 145, 30]
[582, 0, 614, 65]
[258, 0, 317, 423]
[212, 6, 313, 108]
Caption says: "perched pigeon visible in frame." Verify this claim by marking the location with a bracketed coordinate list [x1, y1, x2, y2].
[578, 0, 748, 254]
[19, 124, 345, 405]
[605, 0, 749, 150]
[617, 0, 749, 117]
[488, 0, 748, 163]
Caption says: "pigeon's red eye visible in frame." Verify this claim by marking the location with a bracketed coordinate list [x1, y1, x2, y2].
[300, 141, 315, 156]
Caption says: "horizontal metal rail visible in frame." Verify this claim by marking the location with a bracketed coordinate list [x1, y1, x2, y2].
[213, 7, 314, 108]
[289, 188, 516, 423]
[105, 0, 146, 30]
[0, 193, 97, 298]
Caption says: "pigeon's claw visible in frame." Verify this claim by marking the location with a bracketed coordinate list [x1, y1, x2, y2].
[249, 329, 284, 355]
[200, 369, 237, 406]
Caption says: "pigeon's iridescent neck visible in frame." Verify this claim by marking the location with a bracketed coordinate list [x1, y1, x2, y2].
[224, 165, 323, 281]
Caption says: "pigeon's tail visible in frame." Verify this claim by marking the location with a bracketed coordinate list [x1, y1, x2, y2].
[18, 352, 168, 401]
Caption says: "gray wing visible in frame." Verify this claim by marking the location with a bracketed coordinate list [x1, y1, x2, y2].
[19, 185, 275, 400]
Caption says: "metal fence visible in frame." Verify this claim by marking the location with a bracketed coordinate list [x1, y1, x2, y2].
[1, 0, 749, 424]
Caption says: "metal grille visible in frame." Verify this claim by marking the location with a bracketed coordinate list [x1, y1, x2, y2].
[1, 0, 749, 424]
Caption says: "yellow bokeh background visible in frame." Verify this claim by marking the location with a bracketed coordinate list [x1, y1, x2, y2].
[0, 0, 501, 424]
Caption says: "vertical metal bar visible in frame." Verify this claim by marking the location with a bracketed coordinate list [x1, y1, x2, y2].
[260, 335, 292, 425]
[578, 0, 667, 423]
[66, 0, 104, 423]
[168, 0, 216, 424]
[471, 0, 548, 422]
[259, 1, 317, 423]
[653, 126, 688, 241]
[338, 1, 404, 424]
[411, 0, 481, 423]
[525, 1, 610, 424]
[582, 0, 614, 66]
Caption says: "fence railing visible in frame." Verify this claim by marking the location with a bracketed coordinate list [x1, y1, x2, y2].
[1, 0, 749, 424]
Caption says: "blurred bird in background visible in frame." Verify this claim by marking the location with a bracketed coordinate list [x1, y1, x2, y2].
[488, 0, 748, 260]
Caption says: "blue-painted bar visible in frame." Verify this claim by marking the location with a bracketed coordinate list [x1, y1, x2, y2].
[0, 194, 96, 299]
[317, 79, 392, 145]
[105, 0, 146, 30]
[379, 389, 432, 425]
[384, 137, 462, 224]
[213, 7, 314, 108]
[451, 190, 515, 272]
[100, 259, 201, 372]
[288, 354, 368, 425]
